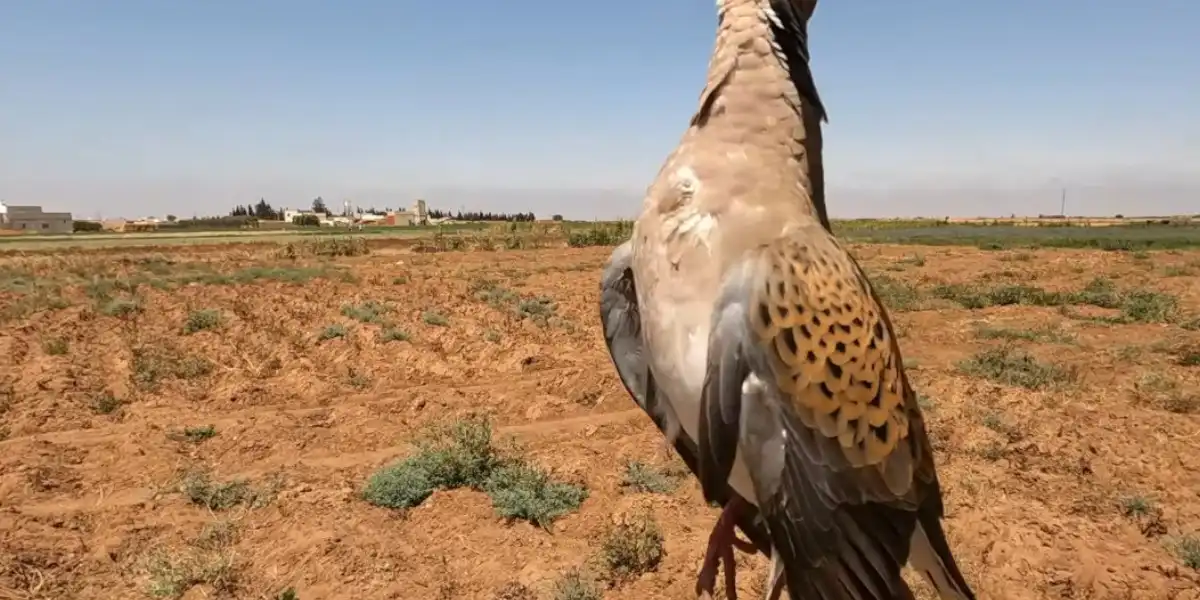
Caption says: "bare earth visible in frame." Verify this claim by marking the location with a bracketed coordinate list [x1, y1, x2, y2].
[1, 242, 1198, 600]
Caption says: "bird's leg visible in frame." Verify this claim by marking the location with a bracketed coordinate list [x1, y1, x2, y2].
[696, 496, 757, 600]
[763, 551, 785, 600]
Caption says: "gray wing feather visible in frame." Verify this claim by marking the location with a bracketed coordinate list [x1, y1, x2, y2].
[698, 260, 920, 600]
[599, 241, 649, 406]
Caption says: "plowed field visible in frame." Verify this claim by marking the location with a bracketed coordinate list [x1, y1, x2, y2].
[2, 241, 1198, 600]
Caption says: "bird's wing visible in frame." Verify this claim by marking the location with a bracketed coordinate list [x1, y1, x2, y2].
[599, 240, 773, 553]
[696, 223, 971, 599]
[599, 240, 667, 427]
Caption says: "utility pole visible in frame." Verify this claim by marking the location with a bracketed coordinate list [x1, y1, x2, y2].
[1060, 187, 1067, 217]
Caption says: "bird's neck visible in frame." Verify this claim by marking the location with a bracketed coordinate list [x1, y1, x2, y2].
[693, 0, 830, 231]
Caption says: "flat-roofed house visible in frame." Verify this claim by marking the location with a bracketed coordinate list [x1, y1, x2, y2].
[0, 201, 73, 234]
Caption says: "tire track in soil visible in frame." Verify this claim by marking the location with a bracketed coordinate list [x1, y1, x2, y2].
[0, 365, 594, 448]
[9, 402, 650, 517]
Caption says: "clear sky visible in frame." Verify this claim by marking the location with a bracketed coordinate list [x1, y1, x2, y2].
[1, 0, 1197, 220]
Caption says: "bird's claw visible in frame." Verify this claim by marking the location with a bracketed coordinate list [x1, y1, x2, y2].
[696, 498, 754, 600]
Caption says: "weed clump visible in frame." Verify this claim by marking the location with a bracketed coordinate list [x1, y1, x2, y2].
[144, 550, 238, 598]
[484, 463, 590, 529]
[101, 297, 143, 317]
[492, 581, 535, 600]
[516, 296, 557, 324]
[91, 392, 122, 415]
[168, 425, 217, 443]
[317, 324, 348, 341]
[1133, 373, 1199, 414]
[179, 470, 278, 511]
[620, 461, 683, 495]
[550, 569, 602, 600]
[341, 300, 390, 323]
[143, 521, 241, 598]
[601, 512, 665, 583]
[275, 236, 369, 259]
[422, 310, 449, 326]
[379, 327, 410, 343]
[131, 346, 214, 389]
[362, 414, 587, 527]
[183, 309, 222, 334]
[469, 279, 562, 326]
[1169, 534, 1200, 570]
[867, 275, 926, 312]
[41, 336, 69, 355]
[957, 346, 1077, 390]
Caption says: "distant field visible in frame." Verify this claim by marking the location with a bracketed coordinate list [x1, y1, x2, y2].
[9, 223, 1200, 255]
[4, 219, 1200, 253]
[0, 223, 491, 251]
[833, 223, 1200, 250]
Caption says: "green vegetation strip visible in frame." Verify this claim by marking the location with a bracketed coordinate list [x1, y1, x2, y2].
[870, 275, 1183, 324]
[0, 262, 353, 323]
[836, 223, 1200, 251]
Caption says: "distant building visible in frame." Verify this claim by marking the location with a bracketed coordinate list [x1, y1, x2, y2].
[383, 199, 430, 227]
[101, 219, 129, 232]
[384, 211, 415, 226]
[283, 208, 319, 223]
[124, 220, 161, 232]
[0, 201, 73, 234]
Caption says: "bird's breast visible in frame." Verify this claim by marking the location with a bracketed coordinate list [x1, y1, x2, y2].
[637, 254, 723, 439]
[642, 299, 710, 438]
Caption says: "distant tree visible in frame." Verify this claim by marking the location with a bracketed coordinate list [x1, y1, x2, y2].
[253, 198, 279, 220]
[166, 214, 177, 222]
[229, 201, 279, 220]
[292, 214, 321, 227]
[73, 220, 103, 232]
[312, 197, 328, 215]
[552, 214, 563, 221]
[405, 206, 534, 222]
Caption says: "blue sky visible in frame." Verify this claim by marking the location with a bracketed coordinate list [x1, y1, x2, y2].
[1, 0, 1197, 220]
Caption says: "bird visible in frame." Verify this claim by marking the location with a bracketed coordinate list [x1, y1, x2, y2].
[598, 1, 978, 599]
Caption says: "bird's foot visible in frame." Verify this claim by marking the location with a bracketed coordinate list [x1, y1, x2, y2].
[696, 497, 757, 600]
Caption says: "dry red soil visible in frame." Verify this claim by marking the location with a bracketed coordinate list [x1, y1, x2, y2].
[1, 243, 1198, 600]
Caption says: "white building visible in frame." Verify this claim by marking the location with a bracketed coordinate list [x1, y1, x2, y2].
[283, 208, 319, 223]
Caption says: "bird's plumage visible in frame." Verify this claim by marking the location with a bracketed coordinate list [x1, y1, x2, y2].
[696, 223, 975, 599]
[598, 0, 976, 598]
[600, 242, 774, 554]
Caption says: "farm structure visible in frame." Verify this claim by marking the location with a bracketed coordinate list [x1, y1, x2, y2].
[280, 199, 430, 227]
[0, 201, 73, 234]
[383, 199, 430, 226]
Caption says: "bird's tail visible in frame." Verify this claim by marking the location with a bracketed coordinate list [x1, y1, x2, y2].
[907, 514, 976, 600]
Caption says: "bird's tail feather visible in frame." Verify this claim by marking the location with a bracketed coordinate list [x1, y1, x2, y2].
[908, 517, 976, 600]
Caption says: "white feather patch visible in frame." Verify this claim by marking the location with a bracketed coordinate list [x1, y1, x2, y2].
[763, 5, 783, 29]
[659, 164, 718, 250]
